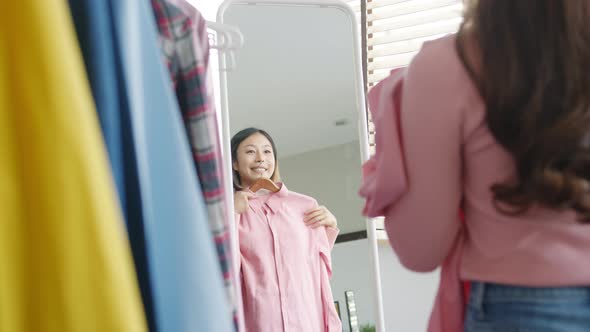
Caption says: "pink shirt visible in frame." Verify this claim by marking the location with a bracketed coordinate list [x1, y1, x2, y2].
[236, 184, 342, 332]
[360, 34, 590, 332]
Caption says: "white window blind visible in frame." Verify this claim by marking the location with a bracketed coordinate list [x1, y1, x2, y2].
[366, 0, 464, 153]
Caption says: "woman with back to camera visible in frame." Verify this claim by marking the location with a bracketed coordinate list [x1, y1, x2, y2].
[231, 127, 342, 332]
[360, 1, 590, 331]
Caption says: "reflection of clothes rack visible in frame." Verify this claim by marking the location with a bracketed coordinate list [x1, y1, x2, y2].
[206, 21, 244, 71]
[206, 20, 246, 332]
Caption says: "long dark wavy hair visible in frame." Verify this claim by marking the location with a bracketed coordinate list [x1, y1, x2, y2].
[456, 0, 590, 220]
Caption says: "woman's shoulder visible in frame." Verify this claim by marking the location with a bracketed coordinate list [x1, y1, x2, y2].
[404, 33, 482, 119]
[406, 34, 471, 86]
[412, 34, 459, 68]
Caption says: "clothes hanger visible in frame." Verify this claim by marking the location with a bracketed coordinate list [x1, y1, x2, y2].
[249, 178, 280, 193]
[206, 21, 244, 71]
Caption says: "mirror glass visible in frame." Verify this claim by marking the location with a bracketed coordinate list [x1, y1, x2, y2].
[220, 1, 376, 331]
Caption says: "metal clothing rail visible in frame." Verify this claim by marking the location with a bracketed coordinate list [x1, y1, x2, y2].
[206, 18, 246, 332]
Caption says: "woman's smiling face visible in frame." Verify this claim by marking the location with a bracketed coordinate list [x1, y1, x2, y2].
[233, 133, 276, 187]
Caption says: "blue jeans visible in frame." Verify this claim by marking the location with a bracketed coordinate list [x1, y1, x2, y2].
[464, 281, 590, 332]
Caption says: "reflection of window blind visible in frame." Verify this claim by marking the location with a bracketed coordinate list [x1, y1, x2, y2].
[366, 0, 464, 153]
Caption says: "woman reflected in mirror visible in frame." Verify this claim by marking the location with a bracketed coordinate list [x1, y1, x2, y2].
[231, 127, 342, 332]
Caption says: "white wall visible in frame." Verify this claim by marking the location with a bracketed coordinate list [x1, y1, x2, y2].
[331, 239, 440, 332]
[279, 141, 364, 234]
[187, 1, 222, 20]
[378, 241, 439, 332]
[332, 239, 376, 332]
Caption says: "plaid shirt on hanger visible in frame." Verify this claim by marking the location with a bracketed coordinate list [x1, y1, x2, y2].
[151, 0, 237, 328]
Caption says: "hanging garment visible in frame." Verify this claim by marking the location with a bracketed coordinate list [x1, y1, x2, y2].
[150, 1, 237, 327]
[106, 0, 234, 331]
[359, 65, 465, 332]
[237, 184, 341, 332]
[0, 1, 147, 331]
[68, 1, 157, 330]
[67, 0, 126, 213]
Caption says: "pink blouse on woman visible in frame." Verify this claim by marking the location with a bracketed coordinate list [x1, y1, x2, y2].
[360, 34, 590, 332]
[236, 184, 341, 332]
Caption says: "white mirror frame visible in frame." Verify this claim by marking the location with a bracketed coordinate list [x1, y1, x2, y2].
[216, 1, 385, 331]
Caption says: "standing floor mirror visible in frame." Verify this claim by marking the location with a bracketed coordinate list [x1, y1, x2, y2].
[216, 1, 385, 331]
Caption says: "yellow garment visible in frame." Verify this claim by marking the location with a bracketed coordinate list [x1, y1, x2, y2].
[0, 1, 147, 331]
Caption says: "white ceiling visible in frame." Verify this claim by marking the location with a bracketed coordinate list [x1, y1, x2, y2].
[223, 3, 362, 157]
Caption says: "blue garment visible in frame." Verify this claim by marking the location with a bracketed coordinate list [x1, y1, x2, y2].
[109, 1, 233, 332]
[69, 1, 233, 331]
[68, 2, 156, 331]
[465, 282, 590, 332]
[67, 0, 125, 211]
